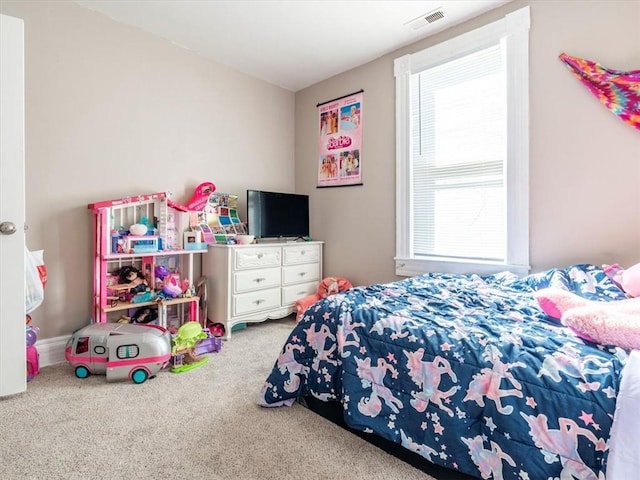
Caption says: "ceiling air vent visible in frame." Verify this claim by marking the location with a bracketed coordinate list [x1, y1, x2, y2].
[405, 7, 445, 30]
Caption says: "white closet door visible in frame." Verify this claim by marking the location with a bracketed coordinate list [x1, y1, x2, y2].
[0, 13, 27, 397]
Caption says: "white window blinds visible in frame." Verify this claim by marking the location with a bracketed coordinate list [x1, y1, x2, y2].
[411, 43, 506, 262]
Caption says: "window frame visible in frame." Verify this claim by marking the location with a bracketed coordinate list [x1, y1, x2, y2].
[394, 6, 530, 277]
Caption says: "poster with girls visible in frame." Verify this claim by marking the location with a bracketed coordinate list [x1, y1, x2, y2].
[317, 90, 363, 187]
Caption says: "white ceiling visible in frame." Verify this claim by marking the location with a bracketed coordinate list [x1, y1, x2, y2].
[74, 0, 512, 92]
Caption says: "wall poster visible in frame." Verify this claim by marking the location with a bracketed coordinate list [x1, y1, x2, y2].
[317, 90, 363, 188]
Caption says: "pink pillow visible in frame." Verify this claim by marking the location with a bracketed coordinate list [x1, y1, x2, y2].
[534, 288, 590, 320]
[535, 287, 640, 349]
[562, 307, 640, 350]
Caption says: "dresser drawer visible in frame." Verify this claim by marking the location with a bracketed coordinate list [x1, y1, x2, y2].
[282, 263, 320, 285]
[282, 281, 319, 305]
[234, 267, 281, 294]
[234, 247, 281, 270]
[233, 287, 282, 316]
[283, 244, 320, 265]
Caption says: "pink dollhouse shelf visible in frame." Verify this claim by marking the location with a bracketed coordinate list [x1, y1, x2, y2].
[104, 296, 200, 328]
[87, 192, 167, 211]
[102, 248, 206, 260]
[103, 295, 200, 313]
[89, 191, 207, 324]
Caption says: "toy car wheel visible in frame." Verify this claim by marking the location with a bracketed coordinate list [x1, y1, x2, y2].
[75, 365, 90, 379]
[131, 368, 148, 384]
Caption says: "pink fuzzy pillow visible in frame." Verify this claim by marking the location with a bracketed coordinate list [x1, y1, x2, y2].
[562, 307, 640, 351]
[534, 288, 640, 350]
[535, 288, 590, 320]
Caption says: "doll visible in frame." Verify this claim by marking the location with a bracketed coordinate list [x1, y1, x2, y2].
[131, 307, 158, 324]
[118, 266, 149, 295]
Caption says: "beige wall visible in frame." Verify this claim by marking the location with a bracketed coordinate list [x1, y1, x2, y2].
[0, 1, 295, 339]
[296, 0, 640, 287]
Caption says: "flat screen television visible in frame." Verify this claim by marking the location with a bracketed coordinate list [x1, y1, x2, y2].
[247, 190, 310, 240]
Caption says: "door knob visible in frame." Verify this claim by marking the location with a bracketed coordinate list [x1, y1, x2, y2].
[0, 222, 17, 235]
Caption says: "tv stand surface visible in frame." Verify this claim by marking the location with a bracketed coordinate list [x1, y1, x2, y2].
[256, 236, 309, 244]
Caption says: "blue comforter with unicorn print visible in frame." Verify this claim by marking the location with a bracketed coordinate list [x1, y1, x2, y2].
[259, 264, 630, 480]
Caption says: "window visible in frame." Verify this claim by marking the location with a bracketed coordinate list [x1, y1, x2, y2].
[75, 337, 89, 355]
[394, 6, 530, 277]
[117, 344, 139, 359]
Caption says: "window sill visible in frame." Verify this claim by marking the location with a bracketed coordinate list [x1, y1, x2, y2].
[394, 256, 530, 278]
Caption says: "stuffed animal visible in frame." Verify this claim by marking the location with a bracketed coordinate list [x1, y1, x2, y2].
[294, 276, 353, 323]
[318, 276, 353, 298]
[535, 287, 640, 350]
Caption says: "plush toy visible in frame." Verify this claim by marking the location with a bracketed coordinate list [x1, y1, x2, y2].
[534, 287, 640, 350]
[295, 294, 321, 323]
[318, 276, 353, 298]
[294, 276, 354, 323]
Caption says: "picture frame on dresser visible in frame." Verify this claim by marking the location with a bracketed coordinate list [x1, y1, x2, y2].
[203, 241, 323, 339]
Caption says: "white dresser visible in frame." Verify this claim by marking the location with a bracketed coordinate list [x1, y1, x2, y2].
[203, 241, 323, 339]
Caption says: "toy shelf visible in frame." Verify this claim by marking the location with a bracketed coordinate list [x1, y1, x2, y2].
[102, 249, 205, 260]
[103, 296, 200, 328]
[103, 296, 200, 313]
[88, 192, 206, 326]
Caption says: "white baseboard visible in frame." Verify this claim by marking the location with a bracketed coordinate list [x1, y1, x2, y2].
[37, 335, 70, 367]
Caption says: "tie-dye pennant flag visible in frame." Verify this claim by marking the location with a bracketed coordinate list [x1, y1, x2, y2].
[559, 53, 640, 131]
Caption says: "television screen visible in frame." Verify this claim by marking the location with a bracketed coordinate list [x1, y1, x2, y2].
[247, 190, 310, 239]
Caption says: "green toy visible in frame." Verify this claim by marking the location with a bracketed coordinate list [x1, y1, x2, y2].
[170, 322, 209, 373]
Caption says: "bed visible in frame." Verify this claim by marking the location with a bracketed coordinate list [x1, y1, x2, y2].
[258, 264, 639, 479]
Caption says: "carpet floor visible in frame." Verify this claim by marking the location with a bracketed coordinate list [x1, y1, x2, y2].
[0, 318, 439, 480]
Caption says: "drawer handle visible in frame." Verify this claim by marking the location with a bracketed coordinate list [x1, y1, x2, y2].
[254, 277, 266, 283]
[298, 272, 307, 277]
[254, 299, 264, 305]
[257, 253, 263, 259]
[298, 291, 306, 295]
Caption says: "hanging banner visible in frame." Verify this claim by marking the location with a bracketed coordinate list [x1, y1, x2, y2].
[559, 53, 640, 131]
[317, 90, 363, 187]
